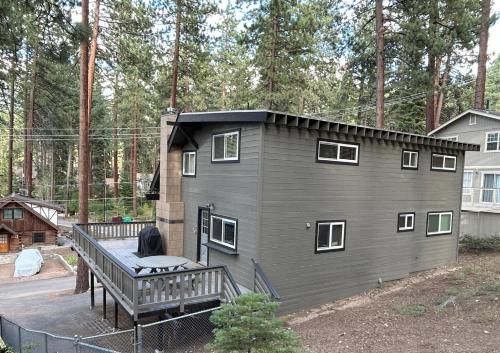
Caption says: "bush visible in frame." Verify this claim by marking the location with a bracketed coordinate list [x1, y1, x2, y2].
[208, 293, 307, 353]
[65, 254, 77, 266]
[460, 235, 500, 251]
[393, 303, 426, 317]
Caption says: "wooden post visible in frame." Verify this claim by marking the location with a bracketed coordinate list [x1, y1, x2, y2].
[114, 301, 119, 329]
[90, 272, 95, 308]
[103, 287, 107, 319]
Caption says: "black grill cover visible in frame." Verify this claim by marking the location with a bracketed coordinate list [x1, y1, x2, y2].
[137, 226, 164, 257]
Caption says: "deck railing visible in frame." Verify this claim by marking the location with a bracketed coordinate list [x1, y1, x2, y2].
[70, 223, 241, 321]
[462, 187, 500, 209]
[251, 259, 281, 301]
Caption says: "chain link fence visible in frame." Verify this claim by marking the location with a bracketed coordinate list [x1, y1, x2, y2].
[1, 307, 220, 353]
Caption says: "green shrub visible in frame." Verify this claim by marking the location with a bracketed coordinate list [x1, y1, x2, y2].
[208, 293, 307, 353]
[65, 254, 77, 266]
[393, 303, 426, 316]
[460, 235, 500, 251]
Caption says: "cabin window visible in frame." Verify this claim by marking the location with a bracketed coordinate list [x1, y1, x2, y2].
[212, 130, 239, 162]
[317, 139, 359, 164]
[427, 211, 453, 236]
[462, 170, 474, 203]
[182, 151, 196, 176]
[33, 233, 45, 243]
[481, 173, 500, 204]
[443, 136, 458, 142]
[431, 153, 456, 172]
[469, 115, 477, 125]
[398, 213, 415, 232]
[210, 215, 237, 249]
[485, 132, 500, 152]
[316, 220, 346, 252]
[401, 150, 418, 169]
[3, 208, 23, 220]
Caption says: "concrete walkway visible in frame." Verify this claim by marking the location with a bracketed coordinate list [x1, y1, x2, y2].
[0, 276, 131, 337]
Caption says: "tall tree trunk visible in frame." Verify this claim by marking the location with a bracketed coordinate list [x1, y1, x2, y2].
[375, 0, 384, 128]
[131, 88, 138, 217]
[65, 144, 72, 216]
[75, 0, 90, 295]
[8, 47, 17, 195]
[50, 147, 55, 201]
[112, 77, 119, 199]
[267, 12, 279, 110]
[434, 56, 451, 127]
[87, 0, 100, 122]
[474, 0, 491, 110]
[170, 0, 181, 109]
[357, 76, 366, 125]
[425, 1, 439, 133]
[25, 55, 37, 197]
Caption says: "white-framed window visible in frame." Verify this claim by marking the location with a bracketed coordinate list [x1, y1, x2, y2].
[485, 132, 500, 152]
[402, 150, 418, 169]
[398, 213, 415, 232]
[431, 153, 456, 171]
[443, 136, 458, 142]
[182, 151, 196, 176]
[317, 139, 359, 164]
[469, 115, 477, 125]
[316, 220, 346, 252]
[462, 170, 474, 203]
[210, 215, 237, 249]
[212, 130, 239, 162]
[427, 211, 453, 236]
[481, 173, 500, 204]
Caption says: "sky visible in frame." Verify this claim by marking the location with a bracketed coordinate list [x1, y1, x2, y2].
[488, 0, 500, 61]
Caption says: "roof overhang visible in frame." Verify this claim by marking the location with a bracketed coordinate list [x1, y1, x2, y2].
[0, 194, 64, 212]
[168, 110, 480, 152]
[428, 109, 500, 135]
[0, 223, 17, 235]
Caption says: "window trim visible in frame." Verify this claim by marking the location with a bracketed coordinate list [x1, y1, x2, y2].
[33, 232, 45, 243]
[484, 131, 500, 153]
[426, 211, 453, 236]
[401, 149, 419, 170]
[209, 214, 238, 250]
[3, 208, 23, 220]
[315, 220, 346, 253]
[469, 115, 477, 125]
[430, 153, 457, 172]
[479, 171, 500, 205]
[397, 212, 415, 232]
[316, 139, 360, 165]
[211, 129, 241, 163]
[182, 150, 197, 177]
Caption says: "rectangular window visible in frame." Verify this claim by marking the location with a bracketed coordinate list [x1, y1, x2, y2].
[485, 132, 500, 152]
[13, 208, 23, 219]
[317, 139, 359, 164]
[33, 233, 45, 243]
[481, 173, 500, 204]
[398, 213, 415, 232]
[443, 136, 458, 142]
[431, 153, 456, 172]
[469, 115, 477, 125]
[210, 215, 237, 249]
[402, 150, 418, 169]
[182, 151, 196, 176]
[462, 170, 474, 203]
[3, 208, 22, 220]
[316, 220, 346, 252]
[212, 130, 239, 162]
[427, 212, 453, 236]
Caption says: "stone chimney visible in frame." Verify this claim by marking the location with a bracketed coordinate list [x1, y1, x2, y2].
[156, 110, 184, 256]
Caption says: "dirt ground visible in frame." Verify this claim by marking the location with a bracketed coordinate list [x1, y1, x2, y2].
[290, 252, 500, 353]
[0, 259, 72, 284]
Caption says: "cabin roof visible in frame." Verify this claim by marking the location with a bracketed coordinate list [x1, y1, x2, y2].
[0, 223, 17, 235]
[169, 110, 480, 152]
[428, 109, 500, 135]
[0, 193, 64, 212]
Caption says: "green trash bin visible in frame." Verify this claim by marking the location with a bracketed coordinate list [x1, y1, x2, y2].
[122, 216, 133, 223]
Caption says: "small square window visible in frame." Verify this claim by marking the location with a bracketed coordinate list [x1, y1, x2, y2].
[33, 233, 45, 243]
[210, 215, 237, 249]
[469, 115, 477, 125]
[427, 211, 453, 236]
[3, 209, 13, 220]
[13, 208, 23, 219]
[398, 213, 415, 232]
[316, 220, 346, 252]
[431, 153, 456, 172]
[485, 132, 500, 152]
[182, 151, 196, 176]
[402, 150, 418, 169]
[212, 130, 240, 162]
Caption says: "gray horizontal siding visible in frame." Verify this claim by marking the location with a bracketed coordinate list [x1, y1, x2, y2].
[181, 123, 262, 289]
[260, 124, 463, 313]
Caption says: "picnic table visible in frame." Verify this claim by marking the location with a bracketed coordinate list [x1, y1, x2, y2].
[134, 255, 188, 274]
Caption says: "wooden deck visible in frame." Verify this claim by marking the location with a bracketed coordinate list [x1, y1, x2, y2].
[98, 238, 198, 271]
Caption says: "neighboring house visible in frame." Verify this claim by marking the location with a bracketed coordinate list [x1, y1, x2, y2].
[430, 109, 500, 237]
[149, 110, 478, 313]
[0, 194, 63, 253]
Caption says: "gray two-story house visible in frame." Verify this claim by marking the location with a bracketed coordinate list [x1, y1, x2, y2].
[150, 110, 478, 313]
[430, 109, 500, 237]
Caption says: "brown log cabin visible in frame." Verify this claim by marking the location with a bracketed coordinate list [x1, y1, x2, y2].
[0, 194, 63, 253]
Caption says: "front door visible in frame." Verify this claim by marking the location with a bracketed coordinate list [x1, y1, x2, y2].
[198, 208, 209, 265]
[0, 234, 9, 253]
